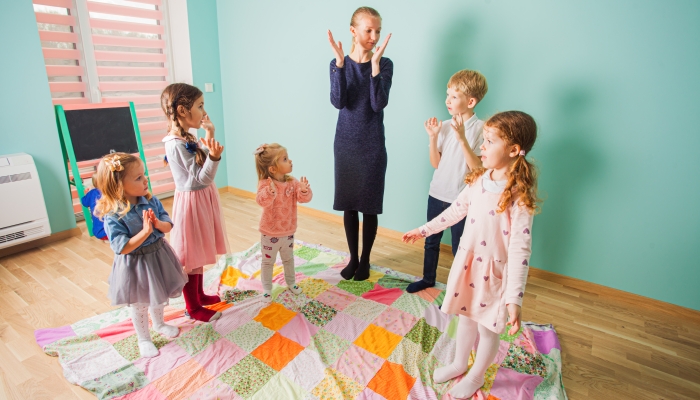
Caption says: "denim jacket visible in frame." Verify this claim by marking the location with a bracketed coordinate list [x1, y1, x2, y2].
[104, 196, 173, 254]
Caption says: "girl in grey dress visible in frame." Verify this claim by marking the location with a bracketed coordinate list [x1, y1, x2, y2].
[95, 153, 188, 358]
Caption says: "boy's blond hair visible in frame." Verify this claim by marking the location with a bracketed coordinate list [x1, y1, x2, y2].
[447, 70, 488, 103]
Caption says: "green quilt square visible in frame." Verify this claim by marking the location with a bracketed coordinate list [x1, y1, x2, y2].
[113, 331, 169, 361]
[294, 247, 321, 261]
[81, 363, 149, 399]
[308, 252, 344, 266]
[376, 275, 410, 290]
[45, 333, 111, 362]
[176, 323, 222, 356]
[225, 321, 274, 353]
[434, 290, 445, 307]
[309, 329, 351, 366]
[301, 300, 338, 327]
[418, 355, 451, 398]
[219, 354, 277, 399]
[392, 293, 431, 319]
[337, 280, 374, 297]
[405, 318, 443, 354]
[296, 263, 329, 276]
[388, 338, 428, 378]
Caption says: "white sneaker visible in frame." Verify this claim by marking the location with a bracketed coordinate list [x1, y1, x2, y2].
[262, 292, 272, 303]
[289, 285, 302, 295]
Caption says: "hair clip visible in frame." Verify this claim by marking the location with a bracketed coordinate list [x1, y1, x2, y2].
[519, 150, 526, 156]
[104, 155, 124, 172]
[253, 144, 268, 155]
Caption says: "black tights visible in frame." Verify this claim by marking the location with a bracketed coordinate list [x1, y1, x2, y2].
[343, 210, 378, 266]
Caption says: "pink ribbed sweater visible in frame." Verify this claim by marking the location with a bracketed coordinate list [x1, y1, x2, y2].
[256, 178, 313, 236]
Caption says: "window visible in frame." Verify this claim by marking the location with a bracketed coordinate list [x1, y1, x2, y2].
[34, 0, 182, 212]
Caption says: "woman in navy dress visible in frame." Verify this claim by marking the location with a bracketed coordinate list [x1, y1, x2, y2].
[328, 6, 392, 281]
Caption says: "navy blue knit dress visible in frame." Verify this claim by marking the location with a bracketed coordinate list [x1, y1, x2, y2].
[330, 55, 393, 215]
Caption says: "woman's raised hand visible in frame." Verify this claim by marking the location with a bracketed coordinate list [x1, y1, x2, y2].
[327, 30, 345, 68]
[371, 33, 392, 65]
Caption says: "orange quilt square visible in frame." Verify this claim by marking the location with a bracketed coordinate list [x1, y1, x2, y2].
[251, 332, 304, 371]
[367, 360, 416, 400]
[353, 324, 402, 359]
[253, 302, 297, 331]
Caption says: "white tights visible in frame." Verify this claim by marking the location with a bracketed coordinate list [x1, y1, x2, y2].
[433, 315, 500, 399]
[130, 304, 179, 358]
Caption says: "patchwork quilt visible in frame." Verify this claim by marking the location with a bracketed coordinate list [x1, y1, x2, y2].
[35, 241, 567, 400]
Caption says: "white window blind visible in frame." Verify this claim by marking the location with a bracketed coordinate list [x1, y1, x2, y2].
[33, 0, 176, 214]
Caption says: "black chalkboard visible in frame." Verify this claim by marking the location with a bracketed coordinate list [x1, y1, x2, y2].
[64, 106, 139, 162]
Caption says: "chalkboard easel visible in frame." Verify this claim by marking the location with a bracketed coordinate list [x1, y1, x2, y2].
[55, 102, 151, 236]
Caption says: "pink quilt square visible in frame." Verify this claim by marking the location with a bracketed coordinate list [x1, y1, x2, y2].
[356, 387, 387, 400]
[212, 308, 253, 337]
[408, 379, 439, 400]
[132, 341, 191, 382]
[315, 286, 356, 311]
[372, 307, 418, 336]
[278, 313, 319, 347]
[332, 344, 384, 386]
[115, 384, 167, 400]
[235, 277, 263, 291]
[272, 271, 306, 285]
[323, 312, 369, 342]
[193, 339, 246, 378]
[424, 304, 451, 331]
[361, 284, 404, 306]
[186, 379, 242, 400]
[94, 319, 136, 344]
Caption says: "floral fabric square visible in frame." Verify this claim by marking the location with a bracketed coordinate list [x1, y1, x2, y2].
[219, 354, 277, 399]
[176, 323, 222, 357]
[405, 318, 443, 354]
[298, 278, 333, 298]
[225, 321, 274, 353]
[300, 300, 338, 327]
[310, 328, 351, 366]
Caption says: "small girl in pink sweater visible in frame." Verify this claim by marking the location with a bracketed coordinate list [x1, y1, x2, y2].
[254, 143, 313, 301]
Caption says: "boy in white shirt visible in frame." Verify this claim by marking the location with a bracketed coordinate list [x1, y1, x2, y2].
[407, 70, 488, 293]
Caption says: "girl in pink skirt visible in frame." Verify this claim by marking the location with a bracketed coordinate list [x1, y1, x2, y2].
[403, 111, 541, 399]
[161, 83, 227, 322]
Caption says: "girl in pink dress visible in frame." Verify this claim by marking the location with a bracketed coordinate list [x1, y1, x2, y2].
[403, 111, 541, 399]
[161, 83, 228, 322]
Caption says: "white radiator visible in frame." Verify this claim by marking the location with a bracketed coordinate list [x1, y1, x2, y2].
[0, 153, 51, 249]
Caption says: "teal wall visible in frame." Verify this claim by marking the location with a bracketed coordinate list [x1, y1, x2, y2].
[186, 0, 227, 188]
[1, 0, 76, 234]
[198, 0, 700, 310]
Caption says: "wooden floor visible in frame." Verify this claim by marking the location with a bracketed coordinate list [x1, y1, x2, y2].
[0, 191, 699, 399]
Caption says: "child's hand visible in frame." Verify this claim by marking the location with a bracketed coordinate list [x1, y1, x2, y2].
[141, 210, 153, 235]
[371, 33, 392, 65]
[327, 30, 345, 68]
[147, 209, 158, 224]
[200, 137, 224, 159]
[402, 228, 424, 244]
[299, 176, 310, 193]
[424, 117, 442, 139]
[451, 114, 466, 142]
[200, 115, 215, 134]
[506, 303, 522, 335]
[267, 177, 277, 194]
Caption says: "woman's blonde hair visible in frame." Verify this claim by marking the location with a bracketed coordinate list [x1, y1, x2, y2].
[253, 143, 291, 181]
[465, 111, 541, 214]
[349, 6, 381, 54]
[160, 83, 207, 167]
[94, 153, 150, 218]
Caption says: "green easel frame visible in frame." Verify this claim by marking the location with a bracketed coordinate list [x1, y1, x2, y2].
[55, 102, 151, 237]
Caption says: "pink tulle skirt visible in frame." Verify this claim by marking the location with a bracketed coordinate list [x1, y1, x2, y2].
[170, 184, 228, 272]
